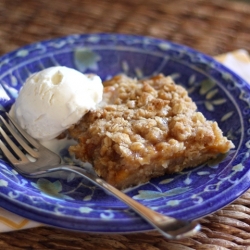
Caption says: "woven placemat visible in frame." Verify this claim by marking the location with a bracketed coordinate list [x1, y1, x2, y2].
[1, 0, 250, 249]
[1, 0, 250, 56]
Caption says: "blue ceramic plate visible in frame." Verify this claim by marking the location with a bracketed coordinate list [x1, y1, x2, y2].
[0, 34, 250, 233]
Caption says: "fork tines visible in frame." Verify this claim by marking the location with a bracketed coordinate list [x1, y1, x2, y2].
[0, 113, 39, 164]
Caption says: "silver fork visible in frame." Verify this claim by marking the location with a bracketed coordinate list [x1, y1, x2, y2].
[0, 112, 200, 239]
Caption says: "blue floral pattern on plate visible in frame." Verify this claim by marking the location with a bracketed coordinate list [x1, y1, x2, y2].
[0, 34, 250, 233]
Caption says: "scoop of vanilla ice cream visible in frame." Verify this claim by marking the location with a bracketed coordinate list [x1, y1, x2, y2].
[11, 66, 103, 140]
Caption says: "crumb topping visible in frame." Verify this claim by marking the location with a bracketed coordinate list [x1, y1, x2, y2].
[68, 74, 234, 189]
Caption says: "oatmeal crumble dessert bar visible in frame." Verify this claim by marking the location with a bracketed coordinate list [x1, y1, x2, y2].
[68, 74, 234, 190]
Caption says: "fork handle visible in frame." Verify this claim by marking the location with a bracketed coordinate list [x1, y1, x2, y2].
[30, 164, 200, 239]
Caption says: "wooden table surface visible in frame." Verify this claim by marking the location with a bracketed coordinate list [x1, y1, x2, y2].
[1, 0, 250, 249]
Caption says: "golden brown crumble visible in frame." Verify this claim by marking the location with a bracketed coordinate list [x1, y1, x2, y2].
[68, 74, 234, 189]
